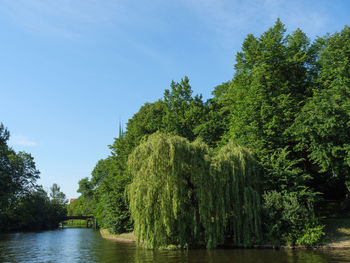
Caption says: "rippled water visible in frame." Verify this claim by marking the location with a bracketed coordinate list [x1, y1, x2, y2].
[1, 228, 350, 263]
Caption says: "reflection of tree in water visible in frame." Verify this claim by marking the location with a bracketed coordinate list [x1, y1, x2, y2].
[96, 236, 350, 263]
[285, 250, 327, 263]
[133, 246, 189, 263]
[132, 247, 333, 263]
[132, 248, 350, 263]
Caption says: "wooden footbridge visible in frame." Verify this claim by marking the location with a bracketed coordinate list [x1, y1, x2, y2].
[61, 216, 97, 228]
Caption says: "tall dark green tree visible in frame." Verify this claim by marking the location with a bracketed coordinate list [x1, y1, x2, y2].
[92, 157, 132, 233]
[163, 76, 206, 141]
[194, 82, 231, 148]
[292, 26, 350, 199]
[223, 19, 317, 192]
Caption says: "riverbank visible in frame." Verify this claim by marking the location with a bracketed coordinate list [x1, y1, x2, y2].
[322, 218, 350, 248]
[100, 218, 350, 249]
[100, 229, 136, 243]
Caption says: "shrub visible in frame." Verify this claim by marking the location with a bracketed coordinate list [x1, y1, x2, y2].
[295, 220, 325, 246]
[262, 190, 322, 245]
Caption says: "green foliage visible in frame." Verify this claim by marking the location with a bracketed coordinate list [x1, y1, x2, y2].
[295, 221, 325, 246]
[0, 123, 66, 232]
[223, 19, 317, 193]
[127, 133, 262, 248]
[83, 79, 206, 235]
[67, 195, 94, 216]
[72, 21, 350, 248]
[211, 142, 262, 247]
[292, 26, 350, 198]
[77, 177, 94, 196]
[3, 186, 67, 231]
[163, 76, 206, 141]
[262, 190, 322, 245]
[264, 147, 310, 192]
[127, 133, 211, 248]
[194, 82, 231, 148]
[93, 157, 132, 234]
[50, 183, 68, 206]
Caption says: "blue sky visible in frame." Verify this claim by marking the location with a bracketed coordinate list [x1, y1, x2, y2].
[1, 0, 349, 198]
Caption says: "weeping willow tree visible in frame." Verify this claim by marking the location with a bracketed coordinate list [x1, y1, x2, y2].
[127, 132, 222, 248]
[127, 132, 262, 248]
[211, 142, 262, 246]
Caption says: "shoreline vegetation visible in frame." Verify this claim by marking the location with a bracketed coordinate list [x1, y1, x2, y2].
[0, 123, 68, 233]
[67, 20, 350, 249]
[100, 220, 350, 249]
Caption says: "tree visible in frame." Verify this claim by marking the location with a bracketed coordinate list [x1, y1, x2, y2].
[292, 26, 350, 199]
[93, 81, 205, 234]
[92, 157, 132, 234]
[194, 82, 231, 148]
[50, 183, 68, 206]
[127, 132, 212, 248]
[223, 19, 316, 192]
[0, 123, 41, 231]
[163, 76, 206, 141]
[0, 123, 12, 213]
[0, 123, 69, 232]
[127, 133, 262, 248]
[77, 177, 94, 197]
[211, 142, 262, 246]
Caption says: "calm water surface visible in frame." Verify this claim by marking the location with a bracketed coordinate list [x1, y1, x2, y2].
[1, 228, 350, 263]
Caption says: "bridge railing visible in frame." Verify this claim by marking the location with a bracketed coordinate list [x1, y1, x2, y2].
[60, 216, 97, 229]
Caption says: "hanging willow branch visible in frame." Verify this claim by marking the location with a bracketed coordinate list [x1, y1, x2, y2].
[211, 142, 262, 246]
[127, 133, 262, 248]
[127, 132, 211, 248]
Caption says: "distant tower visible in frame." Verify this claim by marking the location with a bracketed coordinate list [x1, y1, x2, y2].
[118, 121, 124, 138]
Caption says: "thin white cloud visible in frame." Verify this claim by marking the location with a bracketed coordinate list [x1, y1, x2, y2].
[1, 0, 124, 39]
[0, 0, 332, 55]
[179, 0, 330, 45]
[262, 0, 329, 35]
[11, 135, 38, 147]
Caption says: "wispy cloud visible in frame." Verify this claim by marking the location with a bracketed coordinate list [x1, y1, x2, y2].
[0, 0, 332, 53]
[11, 135, 38, 147]
[262, 0, 329, 35]
[179, 0, 330, 44]
[1, 0, 123, 39]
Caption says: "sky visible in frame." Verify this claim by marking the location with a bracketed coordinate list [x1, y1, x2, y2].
[1, 0, 349, 199]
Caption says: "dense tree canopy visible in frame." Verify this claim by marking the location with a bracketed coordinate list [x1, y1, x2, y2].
[221, 19, 317, 193]
[292, 26, 350, 198]
[0, 123, 67, 232]
[71, 21, 349, 248]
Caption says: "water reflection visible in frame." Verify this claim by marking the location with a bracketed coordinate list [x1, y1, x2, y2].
[1, 228, 350, 263]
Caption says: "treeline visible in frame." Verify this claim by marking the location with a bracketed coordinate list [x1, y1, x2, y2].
[0, 124, 67, 232]
[69, 20, 350, 248]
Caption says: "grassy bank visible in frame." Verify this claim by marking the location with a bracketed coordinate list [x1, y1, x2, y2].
[323, 218, 350, 248]
[100, 229, 136, 242]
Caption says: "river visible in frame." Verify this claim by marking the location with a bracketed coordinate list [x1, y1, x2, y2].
[1, 228, 350, 262]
